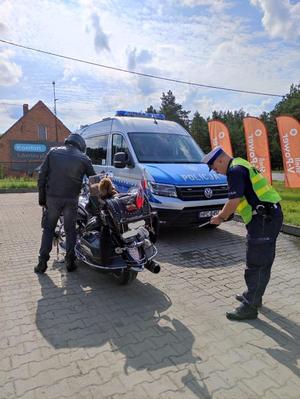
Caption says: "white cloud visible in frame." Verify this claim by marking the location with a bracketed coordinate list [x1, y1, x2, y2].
[247, 97, 277, 116]
[251, 0, 300, 40]
[89, 12, 110, 53]
[179, 0, 232, 11]
[193, 96, 218, 118]
[0, 0, 298, 134]
[0, 101, 26, 134]
[0, 22, 6, 33]
[125, 47, 157, 95]
[181, 85, 279, 120]
[0, 0, 13, 28]
[0, 110, 16, 133]
[127, 47, 152, 70]
[0, 50, 22, 86]
[56, 89, 164, 131]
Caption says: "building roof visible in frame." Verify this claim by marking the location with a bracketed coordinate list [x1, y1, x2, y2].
[0, 100, 70, 141]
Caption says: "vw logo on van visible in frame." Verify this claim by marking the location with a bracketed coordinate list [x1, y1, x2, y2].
[204, 187, 213, 199]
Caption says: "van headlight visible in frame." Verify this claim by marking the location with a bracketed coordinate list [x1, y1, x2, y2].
[149, 182, 177, 197]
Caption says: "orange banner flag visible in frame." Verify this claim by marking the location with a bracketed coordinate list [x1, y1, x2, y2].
[208, 120, 233, 156]
[243, 117, 272, 184]
[276, 116, 300, 188]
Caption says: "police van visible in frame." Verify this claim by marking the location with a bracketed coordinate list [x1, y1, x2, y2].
[79, 111, 228, 226]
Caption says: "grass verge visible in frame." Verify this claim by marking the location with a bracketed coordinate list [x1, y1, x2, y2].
[0, 177, 37, 189]
[273, 181, 300, 226]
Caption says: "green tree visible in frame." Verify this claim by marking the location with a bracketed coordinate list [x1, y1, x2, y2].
[208, 109, 248, 158]
[190, 111, 210, 152]
[159, 90, 191, 130]
[145, 83, 300, 170]
[260, 111, 282, 170]
[272, 83, 300, 120]
[145, 105, 158, 114]
[260, 83, 300, 169]
[226, 109, 248, 158]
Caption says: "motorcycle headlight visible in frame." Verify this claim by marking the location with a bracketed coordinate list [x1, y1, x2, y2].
[149, 182, 177, 198]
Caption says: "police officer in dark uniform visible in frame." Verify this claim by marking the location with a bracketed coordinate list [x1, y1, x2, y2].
[202, 146, 283, 320]
[35, 133, 95, 274]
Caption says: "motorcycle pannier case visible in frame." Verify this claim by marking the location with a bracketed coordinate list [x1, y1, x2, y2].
[106, 194, 151, 229]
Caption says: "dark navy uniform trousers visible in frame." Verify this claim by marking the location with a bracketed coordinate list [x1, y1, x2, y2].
[243, 205, 283, 306]
[39, 196, 78, 263]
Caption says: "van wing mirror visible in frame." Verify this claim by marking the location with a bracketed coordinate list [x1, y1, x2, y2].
[113, 152, 127, 168]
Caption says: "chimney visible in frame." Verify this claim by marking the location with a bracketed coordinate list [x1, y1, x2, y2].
[23, 104, 29, 115]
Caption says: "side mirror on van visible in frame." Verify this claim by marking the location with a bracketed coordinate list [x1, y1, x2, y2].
[113, 152, 133, 168]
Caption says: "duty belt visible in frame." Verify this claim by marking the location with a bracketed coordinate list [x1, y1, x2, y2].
[252, 203, 278, 216]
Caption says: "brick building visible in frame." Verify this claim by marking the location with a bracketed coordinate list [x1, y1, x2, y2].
[0, 101, 71, 177]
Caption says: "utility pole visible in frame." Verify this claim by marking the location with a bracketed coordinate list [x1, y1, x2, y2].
[52, 81, 58, 143]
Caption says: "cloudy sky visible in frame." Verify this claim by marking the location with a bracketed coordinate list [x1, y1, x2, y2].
[0, 0, 299, 133]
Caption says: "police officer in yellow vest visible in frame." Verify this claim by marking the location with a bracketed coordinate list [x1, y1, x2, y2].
[202, 146, 283, 321]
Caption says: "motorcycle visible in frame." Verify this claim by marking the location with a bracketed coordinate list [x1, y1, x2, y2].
[54, 175, 160, 285]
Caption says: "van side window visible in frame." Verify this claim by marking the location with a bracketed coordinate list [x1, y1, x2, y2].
[111, 134, 129, 162]
[86, 135, 108, 165]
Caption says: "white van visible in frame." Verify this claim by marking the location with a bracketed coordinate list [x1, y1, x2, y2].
[79, 111, 228, 226]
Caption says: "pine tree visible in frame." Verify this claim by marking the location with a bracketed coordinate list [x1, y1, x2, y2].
[260, 83, 300, 169]
[272, 83, 300, 120]
[190, 111, 210, 152]
[208, 109, 248, 158]
[145, 105, 158, 114]
[159, 90, 191, 131]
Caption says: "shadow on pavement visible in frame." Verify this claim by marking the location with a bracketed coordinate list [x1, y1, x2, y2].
[158, 226, 246, 269]
[247, 306, 300, 378]
[182, 370, 211, 399]
[36, 262, 206, 396]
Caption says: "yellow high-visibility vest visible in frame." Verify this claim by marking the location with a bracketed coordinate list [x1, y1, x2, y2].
[230, 158, 281, 224]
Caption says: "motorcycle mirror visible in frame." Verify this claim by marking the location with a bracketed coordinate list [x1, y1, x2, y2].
[113, 152, 127, 168]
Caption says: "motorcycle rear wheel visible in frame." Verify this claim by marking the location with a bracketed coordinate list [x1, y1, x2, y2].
[112, 269, 138, 285]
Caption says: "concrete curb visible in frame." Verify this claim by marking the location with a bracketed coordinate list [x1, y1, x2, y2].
[0, 188, 38, 193]
[281, 223, 300, 237]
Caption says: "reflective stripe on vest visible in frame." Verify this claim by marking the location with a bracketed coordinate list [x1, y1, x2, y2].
[231, 158, 281, 224]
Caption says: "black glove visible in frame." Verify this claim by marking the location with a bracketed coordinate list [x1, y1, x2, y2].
[38, 190, 46, 207]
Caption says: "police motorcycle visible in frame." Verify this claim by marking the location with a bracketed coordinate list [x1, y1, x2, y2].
[55, 174, 160, 285]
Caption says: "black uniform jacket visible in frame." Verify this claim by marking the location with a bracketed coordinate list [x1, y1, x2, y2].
[38, 144, 95, 203]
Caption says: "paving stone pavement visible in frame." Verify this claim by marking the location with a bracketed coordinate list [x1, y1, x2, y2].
[0, 193, 299, 399]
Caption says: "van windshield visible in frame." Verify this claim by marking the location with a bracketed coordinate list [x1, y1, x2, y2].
[128, 132, 205, 163]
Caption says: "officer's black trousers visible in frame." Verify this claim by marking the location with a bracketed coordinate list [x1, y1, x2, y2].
[243, 207, 283, 306]
[39, 196, 78, 263]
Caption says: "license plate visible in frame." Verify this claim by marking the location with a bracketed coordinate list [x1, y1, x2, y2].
[199, 210, 219, 218]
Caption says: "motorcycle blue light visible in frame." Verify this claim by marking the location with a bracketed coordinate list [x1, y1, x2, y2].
[116, 110, 165, 120]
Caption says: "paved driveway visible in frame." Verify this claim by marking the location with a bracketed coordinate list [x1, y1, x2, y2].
[0, 193, 299, 399]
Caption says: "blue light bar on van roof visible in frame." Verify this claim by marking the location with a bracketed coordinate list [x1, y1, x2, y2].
[116, 110, 165, 120]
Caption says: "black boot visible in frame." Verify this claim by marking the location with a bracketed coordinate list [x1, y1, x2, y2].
[34, 258, 48, 274]
[226, 304, 258, 321]
[235, 294, 262, 308]
[65, 258, 77, 272]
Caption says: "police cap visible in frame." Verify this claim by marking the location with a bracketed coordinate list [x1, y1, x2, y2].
[201, 146, 224, 170]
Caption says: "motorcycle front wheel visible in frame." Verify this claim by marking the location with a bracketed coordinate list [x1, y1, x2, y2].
[112, 269, 138, 285]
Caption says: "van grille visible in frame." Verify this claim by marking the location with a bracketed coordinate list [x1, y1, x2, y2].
[176, 185, 228, 201]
